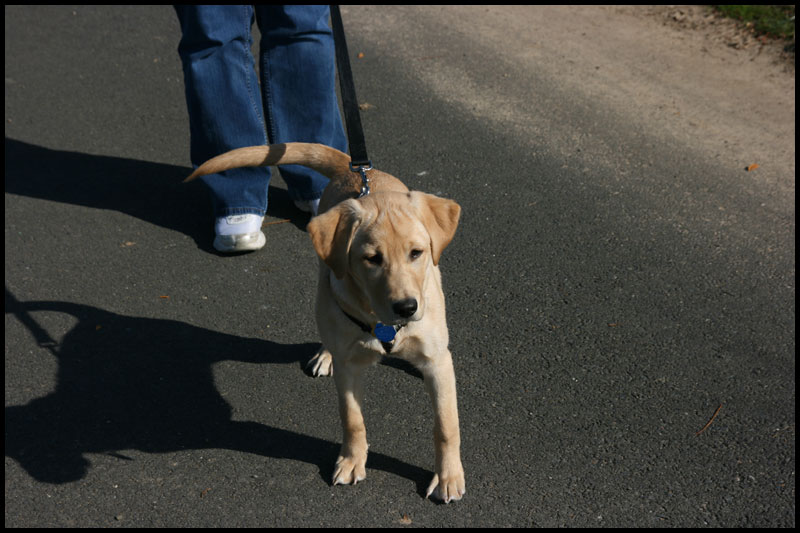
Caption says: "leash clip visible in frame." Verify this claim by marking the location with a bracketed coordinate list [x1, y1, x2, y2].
[350, 161, 373, 198]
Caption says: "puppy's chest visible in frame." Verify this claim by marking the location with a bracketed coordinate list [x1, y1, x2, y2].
[368, 326, 431, 367]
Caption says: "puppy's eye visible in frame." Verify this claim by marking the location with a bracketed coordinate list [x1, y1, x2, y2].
[365, 252, 383, 266]
[409, 249, 423, 261]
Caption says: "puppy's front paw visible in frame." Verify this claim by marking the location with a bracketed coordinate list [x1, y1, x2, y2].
[426, 465, 465, 503]
[332, 452, 367, 485]
[306, 346, 333, 377]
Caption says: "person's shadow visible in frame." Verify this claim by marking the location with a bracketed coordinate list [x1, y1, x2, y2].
[4, 137, 310, 252]
[5, 288, 430, 492]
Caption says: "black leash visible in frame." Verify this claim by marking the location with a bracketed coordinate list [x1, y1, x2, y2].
[330, 5, 372, 196]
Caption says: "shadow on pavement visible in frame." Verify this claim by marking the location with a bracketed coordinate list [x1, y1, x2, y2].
[4, 137, 311, 252]
[4, 287, 431, 494]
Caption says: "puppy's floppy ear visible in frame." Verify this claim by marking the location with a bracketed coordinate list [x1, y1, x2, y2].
[307, 199, 363, 279]
[412, 192, 461, 265]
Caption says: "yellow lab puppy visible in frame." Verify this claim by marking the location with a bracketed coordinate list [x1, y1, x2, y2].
[186, 143, 464, 502]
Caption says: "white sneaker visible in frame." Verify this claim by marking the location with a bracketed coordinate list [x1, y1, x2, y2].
[213, 214, 266, 253]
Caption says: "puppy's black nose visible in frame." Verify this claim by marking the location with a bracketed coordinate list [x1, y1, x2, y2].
[392, 298, 418, 318]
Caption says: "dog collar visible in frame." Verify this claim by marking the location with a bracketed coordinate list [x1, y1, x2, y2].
[340, 309, 403, 353]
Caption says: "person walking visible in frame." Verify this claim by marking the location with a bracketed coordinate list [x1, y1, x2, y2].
[175, 5, 347, 252]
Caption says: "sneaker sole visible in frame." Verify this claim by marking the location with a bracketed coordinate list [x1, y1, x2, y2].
[213, 231, 266, 253]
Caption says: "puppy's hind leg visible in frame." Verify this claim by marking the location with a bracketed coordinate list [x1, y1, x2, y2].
[306, 345, 333, 377]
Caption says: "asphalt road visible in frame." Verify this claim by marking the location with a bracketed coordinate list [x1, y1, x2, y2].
[5, 5, 795, 527]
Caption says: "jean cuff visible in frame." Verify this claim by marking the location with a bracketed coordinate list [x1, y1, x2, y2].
[215, 207, 267, 218]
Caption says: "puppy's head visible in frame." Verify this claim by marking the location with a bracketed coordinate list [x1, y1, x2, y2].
[307, 191, 460, 325]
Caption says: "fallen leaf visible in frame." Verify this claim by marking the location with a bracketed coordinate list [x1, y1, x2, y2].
[746, 163, 759, 172]
[399, 514, 412, 525]
[159, 295, 170, 299]
[121, 241, 136, 247]
[357, 52, 365, 59]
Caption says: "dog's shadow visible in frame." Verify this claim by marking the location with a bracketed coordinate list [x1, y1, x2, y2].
[5, 288, 430, 494]
[4, 137, 310, 250]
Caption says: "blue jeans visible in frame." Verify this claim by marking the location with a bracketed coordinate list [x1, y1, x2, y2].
[175, 5, 347, 217]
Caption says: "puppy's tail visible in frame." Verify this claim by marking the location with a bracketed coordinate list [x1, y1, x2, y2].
[183, 143, 352, 183]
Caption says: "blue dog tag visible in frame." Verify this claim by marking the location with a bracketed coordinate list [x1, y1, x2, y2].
[373, 323, 397, 343]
